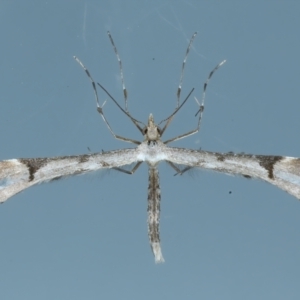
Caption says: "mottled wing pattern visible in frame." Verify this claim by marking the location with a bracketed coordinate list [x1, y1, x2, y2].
[0, 149, 139, 203]
[166, 148, 300, 200]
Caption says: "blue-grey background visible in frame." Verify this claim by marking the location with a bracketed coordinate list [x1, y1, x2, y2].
[1, 1, 300, 299]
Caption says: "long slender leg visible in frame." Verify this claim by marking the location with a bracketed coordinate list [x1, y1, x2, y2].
[104, 31, 146, 133]
[147, 166, 164, 263]
[176, 32, 197, 108]
[166, 161, 183, 174]
[73, 56, 141, 144]
[75, 32, 147, 135]
[195, 59, 226, 116]
[167, 59, 226, 167]
[74, 56, 101, 108]
[113, 161, 142, 175]
[160, 32, 197, 136]
[107, 31, 128, 111]
[75, 32, 146, 139]
[163, 60, 226, 145]
[160, 88, 194, 137]
[97, 102, 141, 145]
[167, 161, 192, 176]
[173, 165, 191, 176]
[97, 82, 145, 135]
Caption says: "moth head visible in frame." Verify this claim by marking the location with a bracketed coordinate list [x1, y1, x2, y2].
[143, 114, 161, 141]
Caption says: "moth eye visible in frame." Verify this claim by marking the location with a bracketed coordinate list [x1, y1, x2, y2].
[143, 127, 148, 134]
[156, 127, 161, 135]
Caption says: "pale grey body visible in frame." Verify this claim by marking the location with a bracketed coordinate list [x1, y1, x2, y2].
[1, 116, 300, 262]
[1, 32, 300, 263]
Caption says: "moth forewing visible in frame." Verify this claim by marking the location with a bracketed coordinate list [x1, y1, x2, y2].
[0, 149, 140, 203]
[163, 148, 300, 200]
